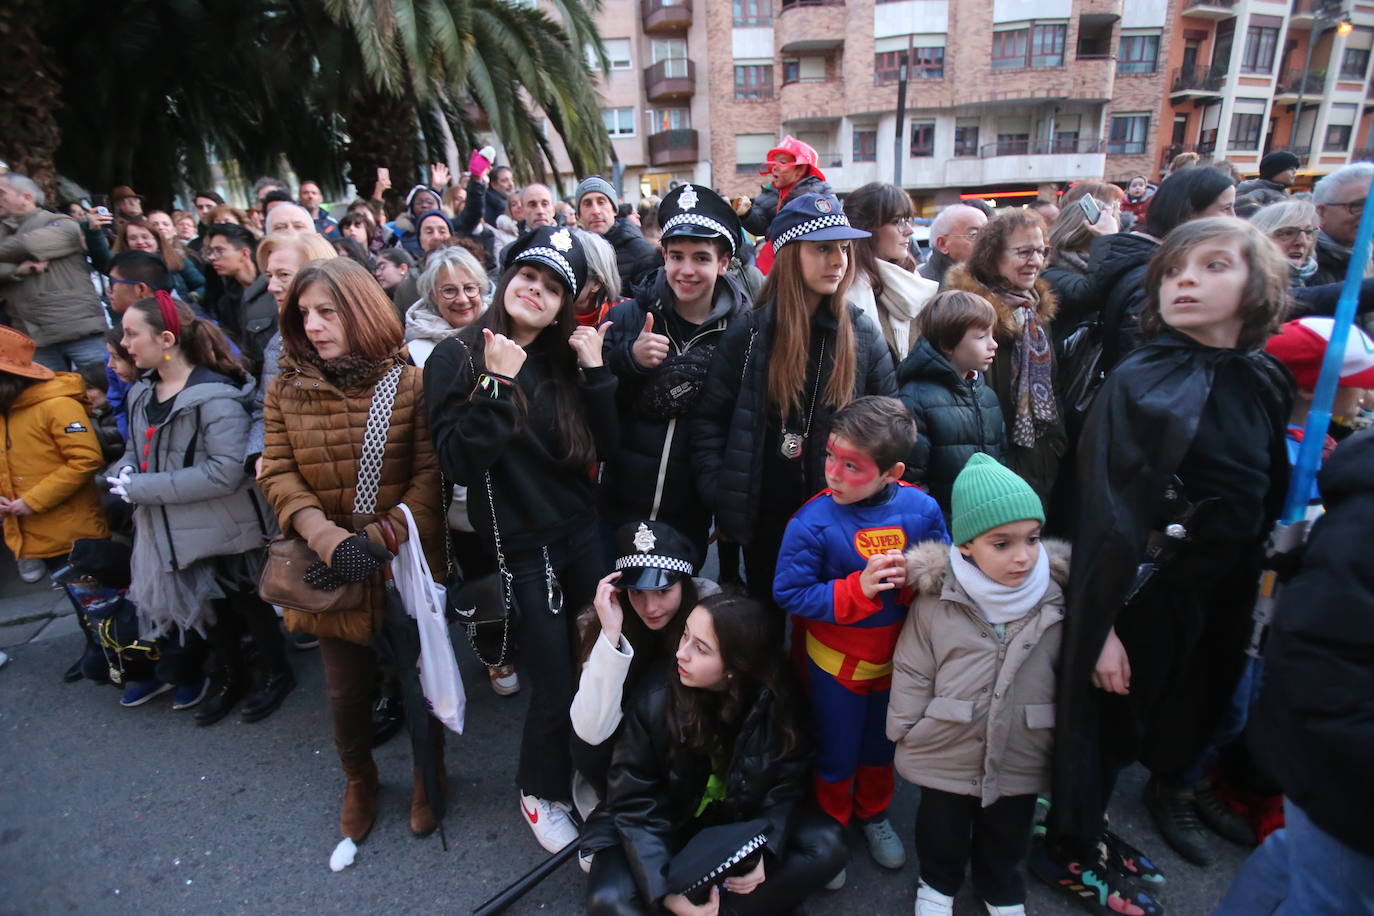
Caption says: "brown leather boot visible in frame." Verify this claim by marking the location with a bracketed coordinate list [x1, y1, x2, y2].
[410, 724, 447, 836]
[341, 757, 380, 841]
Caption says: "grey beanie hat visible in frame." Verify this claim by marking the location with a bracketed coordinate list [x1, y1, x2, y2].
[576, 176, 618, 208]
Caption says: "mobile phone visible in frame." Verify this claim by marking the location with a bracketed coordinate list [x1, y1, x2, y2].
[79, 198, 92, 210]
[94, 206, 111, 217]
[1077, 195, 1102, 225]
[377, 167, 390, 182]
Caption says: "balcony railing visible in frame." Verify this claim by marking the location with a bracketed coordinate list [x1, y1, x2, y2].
[647, 128, 699, 165]
[980, 138, 1105, 157]
[644, 58, 695, 101]
[642, 0, 692, 32]
[1276, 68, 1328, 94]
[1181, 0, 1237, 16]
[780, 0, 842, 9]
[1171, 65, 1228, 93]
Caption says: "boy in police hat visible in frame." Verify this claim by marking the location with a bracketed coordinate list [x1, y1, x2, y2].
[600, 185, 752, 558]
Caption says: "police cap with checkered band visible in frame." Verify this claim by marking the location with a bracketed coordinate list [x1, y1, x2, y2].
[658, 183, 742, 256]
[767, 192, 871, 253]
[612, 520, 699, 591]
[503, 225, 588, 297]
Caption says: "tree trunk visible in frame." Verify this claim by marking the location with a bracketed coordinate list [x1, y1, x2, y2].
[0, 0, 64, 201]
[345, 87, 421, 218]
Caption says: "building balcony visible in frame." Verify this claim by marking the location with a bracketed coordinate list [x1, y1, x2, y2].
[1077, 0, 1124, 19]
[778, 77, 845, 125]
[955, 58, 1113, 105]
[1287, 0, 1340, 29]
[1274, 68, 1327, 102]
[1180, 0, 1237, 19]
[1170, 65, 1228, 99]
[944, 142, 1106, 187]
[644, 58, 695, 102]
[980, 138, 1105, 157]
[647, 128, 699, 165]
[776, 0, 846, 52]
[642, 0, 692, 34]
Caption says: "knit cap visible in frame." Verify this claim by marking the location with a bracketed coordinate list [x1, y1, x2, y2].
[576, 176, 618, 209]
[949, 453, 1044, 544]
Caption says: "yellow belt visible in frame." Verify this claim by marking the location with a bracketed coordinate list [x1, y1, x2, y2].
[805, 631, 893, 681]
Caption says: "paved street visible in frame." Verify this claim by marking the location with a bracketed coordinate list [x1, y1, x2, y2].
[0, 560, 1248, 916]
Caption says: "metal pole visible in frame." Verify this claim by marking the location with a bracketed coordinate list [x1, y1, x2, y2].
[1292, 18, 1321, 157]
[893, 34, 913, 187]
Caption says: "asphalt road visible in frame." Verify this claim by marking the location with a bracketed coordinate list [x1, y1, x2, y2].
[1, 614, 1251, 916]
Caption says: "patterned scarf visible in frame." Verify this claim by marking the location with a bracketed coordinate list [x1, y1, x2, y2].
[998, 285, 1059, 448]
[300, 349, 391, 392]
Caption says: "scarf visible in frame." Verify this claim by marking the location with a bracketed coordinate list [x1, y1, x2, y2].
[1293, 256, 1319, 283]
[1053, 249, 1089, 275]
[948, 542, 1051, 625]
[997, 285, 1059, 448]
[300, 349, 390, 391]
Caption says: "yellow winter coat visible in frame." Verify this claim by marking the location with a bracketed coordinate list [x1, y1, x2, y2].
[0, 373, 109, 558]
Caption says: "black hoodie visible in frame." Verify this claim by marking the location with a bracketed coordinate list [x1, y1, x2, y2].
[1083, 231, 1160, 371]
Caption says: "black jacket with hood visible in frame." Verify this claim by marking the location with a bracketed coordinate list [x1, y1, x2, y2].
[690, 301, 897, 546]
[1252, 429, 1374, 857]
[578, 669, 810, 906]
[896, 337, 1006, 514]
[601, 270, 750, 548]
[604, 218, 664, 297]
[1083, 230, 1159, 371]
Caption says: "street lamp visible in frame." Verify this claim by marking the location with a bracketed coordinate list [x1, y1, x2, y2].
[1293, 6, 1354, 158]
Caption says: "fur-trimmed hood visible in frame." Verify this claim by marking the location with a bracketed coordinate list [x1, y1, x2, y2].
[943, 263, 1058, 339]
[904, 537, 1071, 597]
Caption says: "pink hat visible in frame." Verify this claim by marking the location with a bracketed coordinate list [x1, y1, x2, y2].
[1265, 317, 1374, 389]
[758, 135, 825, 182]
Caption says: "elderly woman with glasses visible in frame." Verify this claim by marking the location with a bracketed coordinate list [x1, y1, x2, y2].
[404, 245, 489, 367]
[944, 209, 1066, 507]
[1250, 200, 1322, 287]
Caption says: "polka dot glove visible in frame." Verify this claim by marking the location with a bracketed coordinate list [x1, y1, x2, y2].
[304, 560, 347, 592]
[328, 534, 393, 583]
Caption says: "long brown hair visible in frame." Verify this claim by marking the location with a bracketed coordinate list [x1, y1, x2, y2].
[843, 182, 916, 299]
[758, 241, 857, 418]
[279, 258, 404, 362]
[127, 297, 245, 384]
[0, 371, 39, 413]
[667, 592, 805, 761]
[115, 218, 184, 272]
[577, 577, 700, 683]
[456, 261, 598, 467]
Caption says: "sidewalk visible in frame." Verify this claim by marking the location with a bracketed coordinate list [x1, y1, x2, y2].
[0, 551, 84, 650]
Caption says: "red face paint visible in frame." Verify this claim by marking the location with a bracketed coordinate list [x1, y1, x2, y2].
[825, 434, 884, 504]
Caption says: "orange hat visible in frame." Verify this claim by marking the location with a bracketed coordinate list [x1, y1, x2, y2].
[0, 327, 56, 381]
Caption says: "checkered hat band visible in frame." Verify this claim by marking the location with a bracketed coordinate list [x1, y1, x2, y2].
[663, 214, 737, 253]
[615, 555, 695, 575]
[515, 246, 578, 295]
[772, 213, 852, 250]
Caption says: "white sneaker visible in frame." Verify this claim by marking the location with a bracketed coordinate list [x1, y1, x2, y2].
[16, 558, 46, 584]
[0, 649, 9, 669]
[489, 664, 520, 696]
[519, 791, 578, 853]
[823, 867, 846, 890]
[578, 850, 594, 874]
[984, 903, 1026, 916]
[915, 883, 954, 916]
[861, 816, 907, 869]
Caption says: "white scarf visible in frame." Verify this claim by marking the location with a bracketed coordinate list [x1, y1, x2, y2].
[850, 260, 938, 357]
[948, 542, 1050, 625]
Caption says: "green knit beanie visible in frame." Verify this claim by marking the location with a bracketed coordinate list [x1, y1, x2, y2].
[949, 453, 1045, 545]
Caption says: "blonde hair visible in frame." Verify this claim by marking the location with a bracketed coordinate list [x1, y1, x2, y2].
[255, 232, 337, 272]
[1248, 199, 1319, 236]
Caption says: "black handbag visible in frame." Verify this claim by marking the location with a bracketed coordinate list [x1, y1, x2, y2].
[446, 471, 515, 667]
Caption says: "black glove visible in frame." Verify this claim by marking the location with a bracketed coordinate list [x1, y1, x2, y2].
[329, 534, 392, 583]
[304, 560, 347, 592]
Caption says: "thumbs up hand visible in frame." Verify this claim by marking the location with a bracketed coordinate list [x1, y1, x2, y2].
[570, 321, 613, 368]
[631, 312, 670, 369]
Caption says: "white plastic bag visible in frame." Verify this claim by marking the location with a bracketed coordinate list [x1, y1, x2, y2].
[391, 504, 466, 734]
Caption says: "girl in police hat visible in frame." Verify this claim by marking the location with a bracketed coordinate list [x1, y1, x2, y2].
[424, 225, 618, 855]
[692, 192, 898, 616]
[570, 519, 719, 807]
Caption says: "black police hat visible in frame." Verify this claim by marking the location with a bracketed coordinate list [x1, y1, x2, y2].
[53, 538, 132, 589]
[613, 520, 698, 591]
[503, 225, 588, 297]
[658, 184, 742, 257]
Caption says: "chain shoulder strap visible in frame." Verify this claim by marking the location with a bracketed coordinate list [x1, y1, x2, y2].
[455, 337, 514, 589]
[353, 362, 404, 515]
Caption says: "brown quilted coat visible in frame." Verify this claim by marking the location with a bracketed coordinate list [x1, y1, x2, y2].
[258, 355, 444, 646]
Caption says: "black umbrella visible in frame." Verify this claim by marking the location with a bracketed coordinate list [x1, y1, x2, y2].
[374, 518, 449, 849]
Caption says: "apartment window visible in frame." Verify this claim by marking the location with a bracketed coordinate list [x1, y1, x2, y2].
[853, 129, 878, 162]
[1118, 35, 1160, 74]
[1342, 48, 1371, 80]
[1240, 25, 1279, 74]
[1231, 112, 1263, 150]
[602, 107, 636, 137]
[736, 133, 775, 172]
[1326, 123, 1353, 151]
[1031, 24, 1067, 67]
[734, 64, 774, 100]
[997, 132, 1030, 155]
[992, 29, 1029, 70]
[652, 39, 689, 77]
[910, 121, 935, 157]
[1107, 114, 1149, 155]
[1077, 16, 1113, 58]
[647, 109, 691, 132]
[874, 47, 945, 84]
[732, 0, 771, 26]
[954, 123, 980, 157]
[589, 38, 633, 70]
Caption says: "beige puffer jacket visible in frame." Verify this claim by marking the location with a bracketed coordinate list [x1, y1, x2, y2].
[886, 538, 1069, 805]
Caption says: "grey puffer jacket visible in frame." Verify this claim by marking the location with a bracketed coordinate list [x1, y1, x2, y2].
[113, 366, 276, 571]
[0, 208, 106, 346]
[887, 538, 1069, 805]
[897, 337, 1006, 514]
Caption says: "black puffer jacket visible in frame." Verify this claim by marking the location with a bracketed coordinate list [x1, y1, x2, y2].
[739, 174, 831, 238]
[1041, 254, 1095, 343]
[579, 670, 810, 905]
[691, 301, 897, 545]
[1084, 231, 1160, 370]
[601, 271, 750, 548]
[1252, 430, 1374, 857]
[604, 218, 664, 297]
[897, 337, 1006, 513]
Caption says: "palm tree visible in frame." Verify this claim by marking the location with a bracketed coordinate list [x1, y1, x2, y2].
[0, 0, 65, 199]
[27, 0, 611, 206]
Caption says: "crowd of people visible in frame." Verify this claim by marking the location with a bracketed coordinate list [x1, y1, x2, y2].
[1, 134, 1373, 915]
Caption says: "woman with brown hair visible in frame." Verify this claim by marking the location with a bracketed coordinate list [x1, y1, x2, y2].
[258, 258, 445, 843]
[87, 218, 207, 301]
[692, 193, 897, 613]
[843, 182, 938, 363]
[943, 209, 1067, 507]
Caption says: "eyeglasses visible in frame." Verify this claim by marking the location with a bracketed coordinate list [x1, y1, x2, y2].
[1010, 245, 1051, 262]
[1332, 198, 1366, 216]
[109, 277, 142, 287]
[439, 284, 481, 300]
[949, 230, 980, 241]
[887, 218, 915, 231]
[203, 246, 234, 260]
[1273, 226, 1320, 241]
